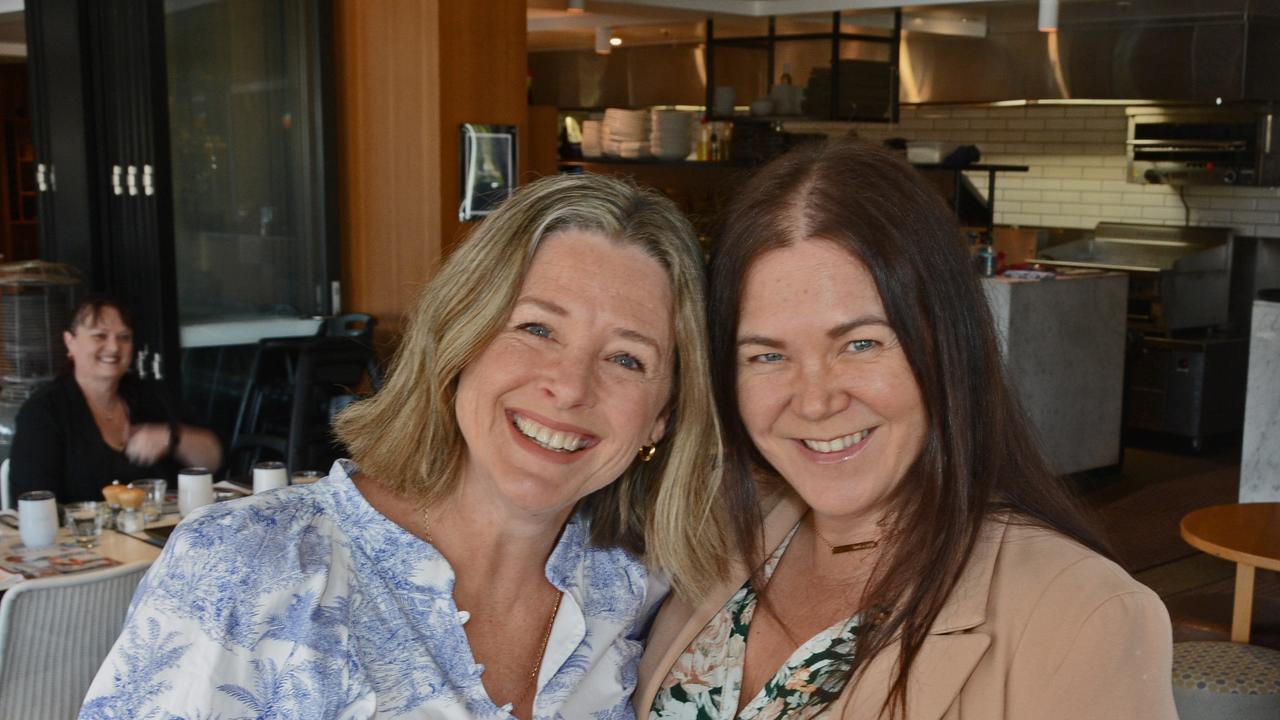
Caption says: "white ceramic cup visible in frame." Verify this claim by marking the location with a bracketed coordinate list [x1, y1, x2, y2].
[18, 490, 59, 548]
[252, 461, 289, 494]
[177, 467, 215, 517]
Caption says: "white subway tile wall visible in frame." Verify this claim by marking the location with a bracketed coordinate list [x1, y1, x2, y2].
[786, 105, 1280, 237]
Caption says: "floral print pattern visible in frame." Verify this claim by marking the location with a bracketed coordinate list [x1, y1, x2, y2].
[650, 525, 860, 720]
[81, 460, 665, 719]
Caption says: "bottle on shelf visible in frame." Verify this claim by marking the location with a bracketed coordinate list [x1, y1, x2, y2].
[710, 126, 720, 162]
[696, 117, 711, 161]
[780, 63, 793, 86]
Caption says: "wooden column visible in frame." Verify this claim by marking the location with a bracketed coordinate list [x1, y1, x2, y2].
[335, 0, 527, 347]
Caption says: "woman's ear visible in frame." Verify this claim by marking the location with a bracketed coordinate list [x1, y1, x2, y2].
[648, 405, 673, 446]
[63, 330, 74, 357]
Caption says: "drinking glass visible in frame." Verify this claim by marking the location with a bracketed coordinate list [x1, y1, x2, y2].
[63, 501, 107, 547]
[252, 461, 288, 494]
[178, 467, 215, 517]
[291, 470, 325, 485]
[133, 478, 167, 521]
[18, 490, 59, 548]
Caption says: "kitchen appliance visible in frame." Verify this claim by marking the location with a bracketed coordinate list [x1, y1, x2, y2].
[1035, 223, 1246, 447]
[1126, 106, 1280, 187]
[1035, 223, 1234, 332]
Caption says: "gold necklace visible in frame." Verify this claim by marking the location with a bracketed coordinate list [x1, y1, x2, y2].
[811, 515, 880, 554]
[421, 504, 562, 714]
[514, 590, 562, 712]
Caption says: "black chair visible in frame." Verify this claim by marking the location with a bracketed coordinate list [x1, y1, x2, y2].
[229, 334, 376, 477]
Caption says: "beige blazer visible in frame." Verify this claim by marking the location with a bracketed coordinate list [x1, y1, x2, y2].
[635, 494, 1178, 719]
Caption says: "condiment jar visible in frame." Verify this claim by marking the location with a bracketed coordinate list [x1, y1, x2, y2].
[116, 486, 146, 534]
[101, 481, 125, 529]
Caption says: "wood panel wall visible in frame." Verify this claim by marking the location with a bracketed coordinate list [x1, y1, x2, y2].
[335, 0, 527, 347]
[437, 0, 528, 255]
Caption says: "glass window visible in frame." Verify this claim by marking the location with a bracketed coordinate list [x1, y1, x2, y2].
[165, 0, 331, 324]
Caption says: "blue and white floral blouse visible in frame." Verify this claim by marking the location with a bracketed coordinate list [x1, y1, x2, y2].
[81, 460, 666, 719]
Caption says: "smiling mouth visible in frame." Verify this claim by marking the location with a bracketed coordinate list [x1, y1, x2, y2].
[801, 428, 872, 454]
[512, 413, 593, 453]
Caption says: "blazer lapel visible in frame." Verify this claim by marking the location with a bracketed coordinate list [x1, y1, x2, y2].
[831, 519, 1009, 720]
[634, 493, 809, 715]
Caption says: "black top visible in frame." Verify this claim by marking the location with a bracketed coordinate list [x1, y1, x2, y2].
[10, 373, 182, 503]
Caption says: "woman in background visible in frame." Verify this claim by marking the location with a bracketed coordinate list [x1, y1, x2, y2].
[637, 140, 1176, 719]
[10, 297, 221, 502]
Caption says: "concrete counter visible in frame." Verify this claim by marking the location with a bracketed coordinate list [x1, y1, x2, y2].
[982, 271, 1128, 476]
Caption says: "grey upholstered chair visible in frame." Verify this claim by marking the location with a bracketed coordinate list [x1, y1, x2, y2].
[0, 559, 151, 720]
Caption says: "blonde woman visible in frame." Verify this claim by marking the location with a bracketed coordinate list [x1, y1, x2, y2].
[84, 174, 726, 719]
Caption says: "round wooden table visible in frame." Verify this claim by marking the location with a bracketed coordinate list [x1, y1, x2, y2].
[1180, 502, 1280, 643]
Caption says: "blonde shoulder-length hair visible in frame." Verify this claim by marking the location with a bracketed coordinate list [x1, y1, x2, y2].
[334, 172, 727, 598]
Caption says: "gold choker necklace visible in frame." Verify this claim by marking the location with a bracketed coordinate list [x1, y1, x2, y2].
[812, 517, 880, 554]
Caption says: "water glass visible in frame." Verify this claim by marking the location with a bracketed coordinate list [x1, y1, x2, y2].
[291, 470, 325, 485]
[178, 467, 215, 517]
[18, 490, 59, 548]
[252, 461, 289, 494]
[133, 478, 167, 521]
[63, 501, 107, 547]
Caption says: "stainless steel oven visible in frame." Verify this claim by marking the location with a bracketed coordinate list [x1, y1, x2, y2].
[1126, 106, 1279, 186]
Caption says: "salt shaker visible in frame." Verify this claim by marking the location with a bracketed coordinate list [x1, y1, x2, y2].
[116, 486, 146, 534]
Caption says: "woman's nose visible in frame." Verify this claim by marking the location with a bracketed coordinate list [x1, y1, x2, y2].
[794, 365, 850, 421]
[542, 349, 596, 409]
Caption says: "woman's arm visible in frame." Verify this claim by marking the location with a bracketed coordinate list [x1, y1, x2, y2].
[123, 423, 222, 471]
[9, 394, 66, 498]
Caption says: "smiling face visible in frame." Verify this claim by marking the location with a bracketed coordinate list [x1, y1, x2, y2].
[63, 306, 134, 384]
[735, 238, 927, 529]
[453, 229, 675, 519]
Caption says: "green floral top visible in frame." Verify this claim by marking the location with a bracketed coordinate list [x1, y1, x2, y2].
[650, 525, 861, 720]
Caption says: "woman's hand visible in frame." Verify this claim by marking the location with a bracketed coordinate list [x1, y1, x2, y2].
[125, 423, 174, 465]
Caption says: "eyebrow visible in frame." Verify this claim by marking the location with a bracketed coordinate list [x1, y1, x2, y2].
[737, 315, 890, 348]
[517, 296, 568, 316]
[518, 296, 662, 354]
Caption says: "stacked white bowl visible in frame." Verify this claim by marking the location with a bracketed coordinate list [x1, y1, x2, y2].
[581, 119, 603, 158]
[650, 110, 695, 161]
[602, 108, 651, 158]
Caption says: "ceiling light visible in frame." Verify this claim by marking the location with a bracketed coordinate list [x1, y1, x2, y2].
[1039, 0, 1059, 32]
[566, 0, 585, 14]
[609, 35, 622, 47]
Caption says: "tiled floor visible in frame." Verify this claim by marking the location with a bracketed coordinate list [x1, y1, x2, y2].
[1083, 439, 1280, 649]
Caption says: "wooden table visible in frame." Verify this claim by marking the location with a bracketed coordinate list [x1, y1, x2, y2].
[1180, 502, 1280, 643]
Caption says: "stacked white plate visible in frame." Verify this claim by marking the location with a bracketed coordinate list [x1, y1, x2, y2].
[602, 108, 651, 158]
[650, 110, 695, 161]
[581, 119, 603, 158]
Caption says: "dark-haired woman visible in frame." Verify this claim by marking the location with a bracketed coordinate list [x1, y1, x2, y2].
[10, 297, 222, 503]
[636, 141, 1177, 720]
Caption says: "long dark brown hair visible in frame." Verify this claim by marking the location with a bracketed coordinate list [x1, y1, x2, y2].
[710, 140, 1111, 717]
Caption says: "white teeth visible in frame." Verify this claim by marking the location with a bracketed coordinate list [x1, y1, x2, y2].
[513, 414, 589, 453]
[802, 430, 869, 453]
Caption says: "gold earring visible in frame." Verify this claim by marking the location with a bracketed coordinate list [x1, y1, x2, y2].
[638, 444, 657, 462]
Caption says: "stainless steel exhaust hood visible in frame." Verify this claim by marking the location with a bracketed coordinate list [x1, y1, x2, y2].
[900, 0, 1280, 105]
[529, 0, 1280, 109]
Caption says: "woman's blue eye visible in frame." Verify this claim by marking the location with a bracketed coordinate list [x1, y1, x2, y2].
[611, 354, 644, 372]
[753, 352, 785, 364]
[518, 323, 551, 338]
[847, 339, 877, 353]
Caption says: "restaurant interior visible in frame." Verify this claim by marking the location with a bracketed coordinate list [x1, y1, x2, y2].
[0, 0, 1277, 717]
